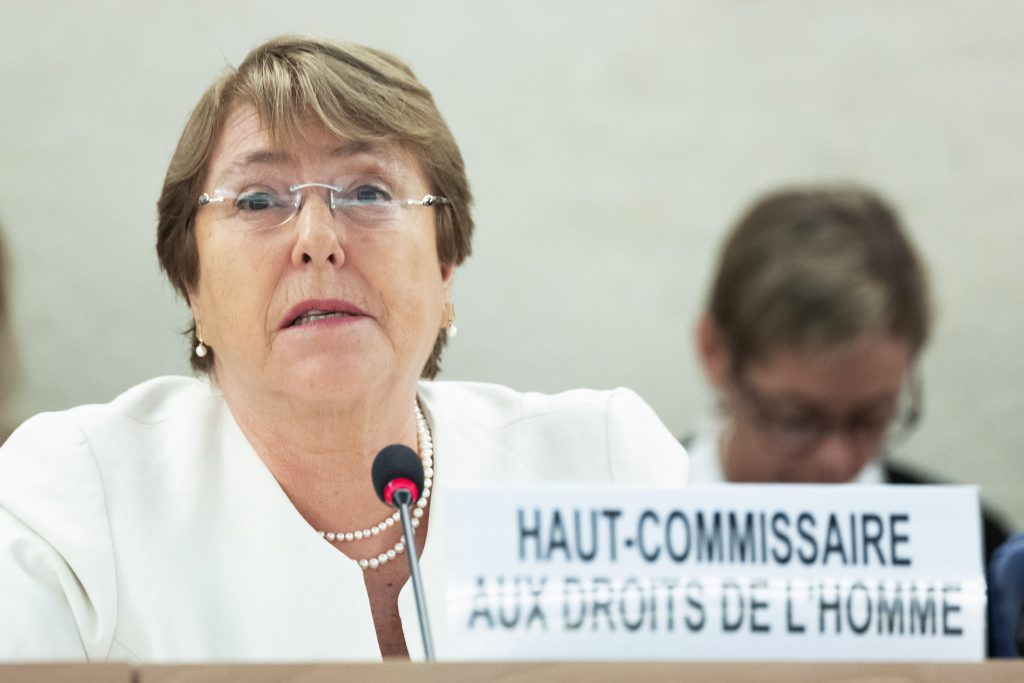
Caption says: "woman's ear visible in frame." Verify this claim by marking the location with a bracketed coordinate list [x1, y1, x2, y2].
[696, 312, 731, 390]
[440, 262, 456, 294]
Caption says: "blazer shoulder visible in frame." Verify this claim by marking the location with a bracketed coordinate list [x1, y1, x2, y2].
[62, 375, 213, 426]
[418, 380, 611, 428]
[419, 381, 687, 484]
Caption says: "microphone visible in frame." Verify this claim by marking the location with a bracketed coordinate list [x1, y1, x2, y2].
[371, 444, 435, 660]
[372, 444, 426, 508]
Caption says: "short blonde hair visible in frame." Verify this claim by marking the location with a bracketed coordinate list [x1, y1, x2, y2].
[708, 184, 930, 370]
[156, 36, 473, 378]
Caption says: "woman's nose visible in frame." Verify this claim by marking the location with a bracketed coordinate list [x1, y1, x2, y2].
[291, 195, 345, 268]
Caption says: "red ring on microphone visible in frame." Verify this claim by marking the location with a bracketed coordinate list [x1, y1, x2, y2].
[383, 478, 420, 506]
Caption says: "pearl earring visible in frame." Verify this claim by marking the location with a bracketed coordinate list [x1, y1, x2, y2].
[195, 322, 209, 358]
[445, 302, 458, 338]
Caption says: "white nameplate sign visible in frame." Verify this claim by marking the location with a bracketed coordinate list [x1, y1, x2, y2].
[435, 484, 984, 661]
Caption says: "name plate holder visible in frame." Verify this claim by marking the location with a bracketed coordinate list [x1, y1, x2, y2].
[435, 484, 985, 661]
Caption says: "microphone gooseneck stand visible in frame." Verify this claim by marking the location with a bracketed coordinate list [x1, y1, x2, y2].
[371, 443, 436, 661]
[392, 487, 435, 661]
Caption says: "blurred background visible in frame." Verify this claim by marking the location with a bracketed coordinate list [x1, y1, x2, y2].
[0, 1, 1021, 527]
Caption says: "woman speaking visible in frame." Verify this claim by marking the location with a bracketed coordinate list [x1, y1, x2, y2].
[0, 36, 687, 661]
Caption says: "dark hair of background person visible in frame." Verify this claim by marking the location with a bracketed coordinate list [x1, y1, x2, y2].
[707, 184, 931, 374]
[156, 36, 474, 378]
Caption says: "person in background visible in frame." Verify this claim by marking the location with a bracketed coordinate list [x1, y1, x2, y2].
[0, 225, 17, 444]
[686, 184, 1011, 565]
[0, 36, 687, 662]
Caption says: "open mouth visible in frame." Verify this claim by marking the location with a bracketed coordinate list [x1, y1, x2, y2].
[289, 309, 361, 328]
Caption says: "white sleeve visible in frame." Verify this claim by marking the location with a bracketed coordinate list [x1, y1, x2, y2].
[0, 412, 117, 661]
[605, 387, 689, 484]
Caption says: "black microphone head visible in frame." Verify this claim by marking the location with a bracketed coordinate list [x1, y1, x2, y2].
[371, 444, 425, 505]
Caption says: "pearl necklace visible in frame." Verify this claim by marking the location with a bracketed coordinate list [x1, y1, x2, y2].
[318, 401, 434, 570]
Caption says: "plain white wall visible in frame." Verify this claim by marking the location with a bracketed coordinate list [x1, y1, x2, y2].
[1, 1, 1021, 529]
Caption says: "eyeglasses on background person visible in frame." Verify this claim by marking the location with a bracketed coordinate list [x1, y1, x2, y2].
[728, 369, 923, 455]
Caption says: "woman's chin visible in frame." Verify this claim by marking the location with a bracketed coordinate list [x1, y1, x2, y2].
[276, 355, 391, 404]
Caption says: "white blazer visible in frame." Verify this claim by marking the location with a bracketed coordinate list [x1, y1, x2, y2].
[0, 376, 687, 662]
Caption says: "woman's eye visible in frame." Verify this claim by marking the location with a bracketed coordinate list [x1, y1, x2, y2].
[351, 185, 391, 204]
[235, 191, 277, 212]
